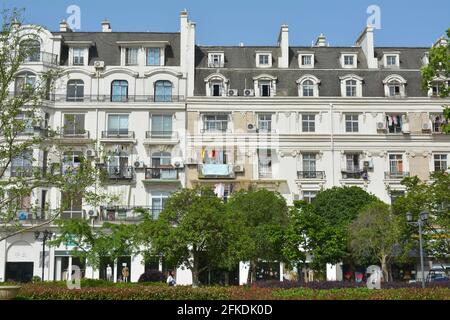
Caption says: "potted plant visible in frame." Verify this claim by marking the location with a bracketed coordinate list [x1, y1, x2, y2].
[0, 284, 22, 300]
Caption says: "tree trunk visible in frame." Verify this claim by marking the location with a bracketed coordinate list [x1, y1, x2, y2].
[250, 260, 257, 284]
[297, 262, 304, 283]
[381, 255, 389, 283]
[224, 271, 229, 286]
[192, 252, 199, 287]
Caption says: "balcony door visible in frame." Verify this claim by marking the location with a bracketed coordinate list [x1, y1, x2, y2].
[108, 115, 129, 136]
[151, 115, 172, 137]
[108, 154, 129, 178]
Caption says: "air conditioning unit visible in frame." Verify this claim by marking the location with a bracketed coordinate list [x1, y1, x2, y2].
[233, 164, 244, 173]
[363, 160, 374, 170]
[86, 149, 96, 157]
[228, 89, 238, 96]
[88, 209, 98, 218]
[376, 122, 387, 131]
[94, 60, 105, 69]
[243, 89, 254, 97]
[134, 161, 145, 169]
[247, 123, 257, 132]
[422, 122, 431, 132]
[171, 157, 184, 168]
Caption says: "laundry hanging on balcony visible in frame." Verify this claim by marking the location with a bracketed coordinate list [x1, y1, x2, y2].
[201, 164, 232, 176]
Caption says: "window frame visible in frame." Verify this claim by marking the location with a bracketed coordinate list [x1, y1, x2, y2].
[302, 114, 316, 132]
[256, 52, 272, 68]
[146, 47, 161, 66]
[341, 53, 358, 68]
[203, 114, 229, 133]
[125, 47, 139, 66]
[345, 114, 359, 133]
[111, 80, 129, 102]
[154, 80, 173, 102]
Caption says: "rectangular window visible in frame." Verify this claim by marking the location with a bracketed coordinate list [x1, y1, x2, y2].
[11, 150, 33, 177]
[386, 115, 403, 133]
[258, 149, 272, 178]
[211, 82, 222, 96]
[260, 81, 271, 97]
[389, 154, 404, 177]
[61, 192, 82, 219]
[147, 48, 161, 66]
[346, 154, 360, 172]
[125, 48, 138, 66]
[151, 115, 172, 137]
[301, 55, 312, 66]
[303, 191, 317, 204]
[259, 54, 270, 66]
[72, 48, 84, 66]
[208, 53, 224, 68]
[108, 114, 129, 135]
[63, 114, 85, 136]
[345, 80, 357, 97]
[303, 153, 317, 173]
[344, 55, 354, 65]
[302, 114, 315, 132]
[62, 151, 82, 174]
[15, 113, 34, 135]
[386, 55, 397, 66]
[388, 83, 401, 96]
[151, 192, 170, 219]
[204, 114, 228, 132]
[258, 114, 272, 132]
[345, 114, 359, 132]
[434, 154, 448, 172]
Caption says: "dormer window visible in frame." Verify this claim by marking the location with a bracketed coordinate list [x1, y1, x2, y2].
[428, 77, 449, 97]
[65, 41, 93, 67]
[146, 48, 161, 66]
[296, 75, 320, 97]
[204, 73, 229, 97]
[208, 52, 224, 68]
[383, 75, 407, 97]
[125, 48, 139, 66]
[298, 52, 314, 68]
[341, 53, 358, 68]
[256, 52, 272, 68]
[253, 74, 277, 97]
[382, 52, 400, 68]
[340, 74, 363, 97]
[72, 48, 84, 66]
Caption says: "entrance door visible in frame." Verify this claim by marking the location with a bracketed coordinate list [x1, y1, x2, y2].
[5, 262, 34, 282]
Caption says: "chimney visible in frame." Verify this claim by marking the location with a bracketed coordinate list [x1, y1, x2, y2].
[179, 10, 196, 97]
[314, 33, 327, 47]
[101, 19, 112, 32]
[356, 26, 377, 68]
[278, 24, 289, 68]
[59, 19, 71, 32]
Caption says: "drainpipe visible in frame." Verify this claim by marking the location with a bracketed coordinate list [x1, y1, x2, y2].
[329, 103, 335, 186]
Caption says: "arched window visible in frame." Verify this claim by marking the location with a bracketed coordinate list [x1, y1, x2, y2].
[14, 72, 36, 96]
[151, 151, 171, 167]
[296, 75, 320, 97]
[383, 75, 407, 97]
[204, 73, 229, 97]
[21, 39, 41, 62]
[346, 80, 357, 97]
[339, 75, 363, 98]
[111, 80, 128, 102]
[66, 80, 84, 102]
[154, 81, 173, 102]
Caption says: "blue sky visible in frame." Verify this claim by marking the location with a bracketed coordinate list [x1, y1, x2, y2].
[2, 0, 449, 47]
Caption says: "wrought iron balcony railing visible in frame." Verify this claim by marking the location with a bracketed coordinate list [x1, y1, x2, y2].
[297, 171, 326, 179]
[49, 94, 185, 103]
[101, 131, 135, 139]
[145, 167, 178, 180]
[384, 171, 410, 179]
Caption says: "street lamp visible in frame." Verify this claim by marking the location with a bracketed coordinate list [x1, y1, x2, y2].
[406, 211, 428, 288]
[35, 229, 53, 281]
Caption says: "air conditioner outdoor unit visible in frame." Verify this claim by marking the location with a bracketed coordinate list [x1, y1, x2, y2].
[376, 122, 387, 131]
[233, 164, 244, 173]
[243, 89, 254, 97]
[363, 160, 374, 170]
[88, 209, 98, 218]
[228, 89, 238, 96]
[94, 60, 105, 69]
[86, 149, 96, 157]
[247, 123, 257, 132]
[171, 157, 184, 168]
[134, 161, 145, 168]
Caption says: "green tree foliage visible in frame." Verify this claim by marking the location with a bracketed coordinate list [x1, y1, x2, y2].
[137, 187, 228, 286]
[392, 172, 450, 261]
[226, 188, 289, 282]
[349, 202, 402, 282]
[297, 186, 380, 270]
[421, 28, 450, 133]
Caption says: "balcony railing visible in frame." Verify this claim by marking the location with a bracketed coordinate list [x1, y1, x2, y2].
[60, 211, 84, 219]
[101, 131, 135, 139]
[105, 166, 134, 180]
[10, 166, 35, 177]
[341, 170, 367, 179]
[49, 94, 185, 103]
[145, 131, 177, 139]
[24, 51, 58, 65]
[145, 167, 178, 180]
[100, 206, 163, 221]
[62, 130, 90, 139]
[385, 171, 410, 179]
[198, 163, 235, 179]
[297, 171, 326, 179]
[258, 165, 272, 179]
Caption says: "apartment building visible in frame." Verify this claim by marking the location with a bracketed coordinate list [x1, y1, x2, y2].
[1, 11, 449, 284]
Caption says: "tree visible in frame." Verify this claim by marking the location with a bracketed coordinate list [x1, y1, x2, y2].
[226, 188, 289, 283]
[138, 187, 228, 287]
[349, 202, 402, 282]
[298, 186, 380, 271]
[392, 172, 450, 262]
[421, 28, 450, 133]
[0, 8, 110, 242]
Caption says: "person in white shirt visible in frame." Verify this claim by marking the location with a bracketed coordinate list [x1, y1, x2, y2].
[167, 271, 176, 286]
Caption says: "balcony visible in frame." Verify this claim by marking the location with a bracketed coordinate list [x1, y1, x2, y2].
[24, 51, 58, 66]
[49, 94, 185, 103]
[297, 171, 326, 180]
[99, 206, 163, 222]
[258, 166, 272, 179]
[384, 171, 410, 180]
[60, 211, 84, 219]
[103, 166, 135, 181]
[198, 164, 235, 179]
[144, 167, 179, 183]
[62, 130, 89, 139]
[144, 131, 179, 145]
[341, 170, 367, 180]
[10, 166, 36, 178]
[100, 131, 135, 144]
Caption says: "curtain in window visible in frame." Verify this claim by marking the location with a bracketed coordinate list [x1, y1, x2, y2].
[147, 48, 160, 66]
[111, 80, 128, 102]
[154, 81, 172, 102]
[108, 115, 129, 135]
[151, 115, 172, 135]
[67, 80, 84, 101]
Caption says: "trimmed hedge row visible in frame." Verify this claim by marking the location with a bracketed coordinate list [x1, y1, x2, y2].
[14, 284, 450, 300]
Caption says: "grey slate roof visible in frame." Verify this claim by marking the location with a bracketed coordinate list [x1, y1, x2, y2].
[53, 32, 181, 66]
[195, 46, 429, 97]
